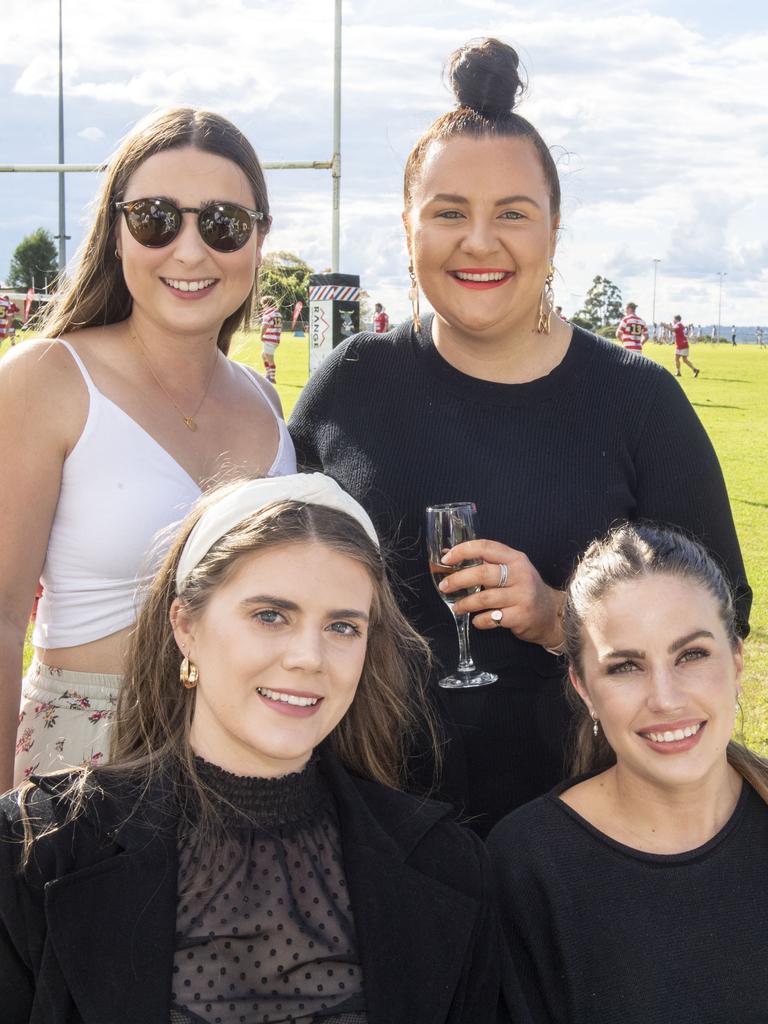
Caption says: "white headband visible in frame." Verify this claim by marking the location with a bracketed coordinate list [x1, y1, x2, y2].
[175, 473, 379, 593]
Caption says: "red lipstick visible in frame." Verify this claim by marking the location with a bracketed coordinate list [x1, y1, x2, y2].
[447, 268, 513, 291]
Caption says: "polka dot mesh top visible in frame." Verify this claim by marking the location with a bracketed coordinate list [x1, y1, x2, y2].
[169, 757, 366, 1024]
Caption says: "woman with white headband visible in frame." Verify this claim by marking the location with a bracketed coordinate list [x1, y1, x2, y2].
[0, 473, 502, 1024]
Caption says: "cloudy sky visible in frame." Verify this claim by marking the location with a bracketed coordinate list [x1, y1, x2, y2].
[2, 0, 767, 325]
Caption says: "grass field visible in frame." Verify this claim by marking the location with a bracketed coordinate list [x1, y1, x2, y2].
[5, 330, 767, 753]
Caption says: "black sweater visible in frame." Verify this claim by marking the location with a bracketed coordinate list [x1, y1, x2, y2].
[289, 318, 751, 833]
[486, 779, 768, 1024]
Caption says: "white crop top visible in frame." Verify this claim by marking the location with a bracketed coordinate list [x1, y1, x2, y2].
[32, 340, 296, 649]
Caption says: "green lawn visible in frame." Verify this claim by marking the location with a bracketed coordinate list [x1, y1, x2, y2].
[230, 327, 309, 417]
[6, 331, 767, 754]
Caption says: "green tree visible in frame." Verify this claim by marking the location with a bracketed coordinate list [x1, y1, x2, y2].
[8, 228, 58, 290]
[576, 275, 624, 329]
[257, 251, 314, 321]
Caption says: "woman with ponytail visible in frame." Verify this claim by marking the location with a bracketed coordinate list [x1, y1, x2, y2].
[290, 38, 750, 835]
[488, 522, 768, 1023]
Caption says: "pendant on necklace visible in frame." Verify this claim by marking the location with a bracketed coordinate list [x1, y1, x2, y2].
[183, 417, 198, 432]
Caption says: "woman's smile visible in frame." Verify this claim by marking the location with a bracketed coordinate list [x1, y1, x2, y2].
[636, 718, 707, 755]
[448, 267, 515, 290]
[256, 685, 324, 717]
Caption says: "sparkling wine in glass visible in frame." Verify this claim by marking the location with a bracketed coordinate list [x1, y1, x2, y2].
[426, 502, 498, 689]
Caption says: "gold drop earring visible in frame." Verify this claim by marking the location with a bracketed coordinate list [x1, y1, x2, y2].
[180, 655, 199, 689]
[537, 263, 555, 335]
[408, 264, 422, 334]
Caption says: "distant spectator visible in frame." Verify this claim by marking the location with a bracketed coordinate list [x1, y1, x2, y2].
[663, 315, 699, 377]
[0, 296, 19, 346]
[756, 326, 764, 348]
[260, 294, 282, 383]
[373, 302, 389, 334]
[731, 324, 737, 346]
[616, 302, 648, 353]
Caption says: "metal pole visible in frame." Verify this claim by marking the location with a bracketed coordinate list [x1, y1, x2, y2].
[56, 0, 67, 273]
[651, 259, 660, 327]
[0, 160, 333, 173]
[717, 272, 726, 341]
[331, 0, 341, 272]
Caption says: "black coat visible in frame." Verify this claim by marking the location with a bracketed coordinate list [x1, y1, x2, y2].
[0, 752, 502, 1024]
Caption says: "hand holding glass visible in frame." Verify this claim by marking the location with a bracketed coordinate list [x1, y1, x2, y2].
[426, 503, 498, 689]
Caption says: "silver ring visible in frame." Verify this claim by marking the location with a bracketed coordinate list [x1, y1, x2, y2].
[498, 563, 509, 588]
[490, 609, 503, 625]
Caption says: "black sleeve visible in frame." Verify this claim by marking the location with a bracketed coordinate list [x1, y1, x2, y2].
[0, 808, 36, 1023]
[486, 820, 566, 1024]
[632, 370, 751, 635]
[288, 342, 345, 472]
[446, 831, 511, 1024]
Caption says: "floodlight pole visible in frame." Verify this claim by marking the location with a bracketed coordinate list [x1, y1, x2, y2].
[717, 271, 727, 341]
[55, 0, 69, 272]
[331, 0, 342, 272]
[651, 258, 660, 326]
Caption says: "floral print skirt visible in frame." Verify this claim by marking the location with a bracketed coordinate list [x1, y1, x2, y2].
[14, 658, 122, 786]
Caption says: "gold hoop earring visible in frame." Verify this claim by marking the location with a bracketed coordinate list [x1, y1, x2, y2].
[180, 656, 198, 689]
[408, 264, 422, 334]
[115, 248, 121, 261]
[537, 263, 555, 335]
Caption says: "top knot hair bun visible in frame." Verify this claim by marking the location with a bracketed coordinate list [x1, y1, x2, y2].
[447, 38, 524, 118]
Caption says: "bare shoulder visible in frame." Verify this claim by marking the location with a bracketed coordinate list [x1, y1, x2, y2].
[0, 337, 91, 449]
[0, 335, 88, 400]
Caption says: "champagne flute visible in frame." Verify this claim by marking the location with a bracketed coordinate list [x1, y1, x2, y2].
[426, 503, 498, 689]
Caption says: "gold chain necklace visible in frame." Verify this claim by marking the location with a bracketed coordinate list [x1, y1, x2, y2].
[130, 328, 219, 432]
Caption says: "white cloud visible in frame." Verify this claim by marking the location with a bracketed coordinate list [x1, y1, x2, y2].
[1, 0, 767, 322]
[77, 126, 106, 142]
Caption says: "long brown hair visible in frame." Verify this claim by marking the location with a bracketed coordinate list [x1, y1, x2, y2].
[403, 37, 561, 217]
[15, 485, 437, 859]
[35, 107, 270, 354]
[562, 522, 768, 802]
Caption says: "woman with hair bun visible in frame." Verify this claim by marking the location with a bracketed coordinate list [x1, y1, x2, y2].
[0, 474, 500, 1024]
[0, 108, 296, 790]
[290, 38, 750, 835]
[488, 522, 768, 1023]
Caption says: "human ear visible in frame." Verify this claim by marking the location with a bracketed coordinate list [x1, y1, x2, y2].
[402, 210, 414, 261]
[568, 666, 595, 718]
[550, 213, 561, 259]
[170, 597, 195, 657]
[733, 637, 744, 691]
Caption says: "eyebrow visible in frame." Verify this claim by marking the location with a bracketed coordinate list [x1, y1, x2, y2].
[428, 192, 541, 209]
[241, 596, 369, 621]
[604, 630, 715, 660]
[668, 629, 714, 652]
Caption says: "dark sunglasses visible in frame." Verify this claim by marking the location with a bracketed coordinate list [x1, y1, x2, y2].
[114, 197, 265, 253]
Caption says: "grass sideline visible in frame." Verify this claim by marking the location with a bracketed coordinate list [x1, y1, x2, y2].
[6, 330, 767, 755]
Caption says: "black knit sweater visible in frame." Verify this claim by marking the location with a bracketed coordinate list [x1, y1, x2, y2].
[487, 778, 768, 1023]
[289, 318, 751, 834]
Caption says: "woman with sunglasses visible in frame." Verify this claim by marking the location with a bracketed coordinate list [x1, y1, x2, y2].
[488, 522, 768, 1023]
[0, 107, 296, 791]
[0, 473, 500, 1024]
[290, 38, 751, 836]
